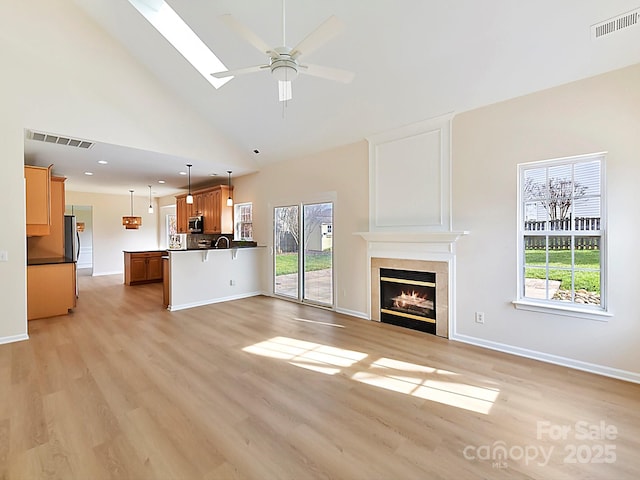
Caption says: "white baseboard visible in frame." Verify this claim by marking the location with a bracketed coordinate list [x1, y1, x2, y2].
[169, 291, 262, 312]
[336, 307, 369, 320]
[0, 333, 29, 345]
[91, 271, 122, 277]
[451, 333, 640, 384]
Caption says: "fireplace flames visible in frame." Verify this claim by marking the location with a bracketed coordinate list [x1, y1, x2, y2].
[392, 291, 434, 314]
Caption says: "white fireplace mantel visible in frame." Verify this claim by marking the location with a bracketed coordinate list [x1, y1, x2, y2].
[354, 231, 469, 244]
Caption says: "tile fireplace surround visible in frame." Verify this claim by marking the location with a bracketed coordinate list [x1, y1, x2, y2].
[355, 231, 469, 338]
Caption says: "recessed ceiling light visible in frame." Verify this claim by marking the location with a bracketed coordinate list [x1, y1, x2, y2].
[209, 173, 218, 176]
[158, 180, 166, 184]
[84, 172, 94, 176]
[97, 160, 108, 165]
[179, 171, 187, 176]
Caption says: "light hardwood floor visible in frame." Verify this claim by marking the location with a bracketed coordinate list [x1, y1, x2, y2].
[2, 274, 639, 479]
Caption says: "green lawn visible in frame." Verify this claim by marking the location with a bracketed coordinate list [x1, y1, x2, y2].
[275, 251, 332, 276]
[525, 249, 600, 292]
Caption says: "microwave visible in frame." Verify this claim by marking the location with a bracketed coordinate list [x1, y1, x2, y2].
[188, 215, 203, 233]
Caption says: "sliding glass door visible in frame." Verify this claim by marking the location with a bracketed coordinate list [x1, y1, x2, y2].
[274, 205, 299, 299]
[274, 202, 333, 306]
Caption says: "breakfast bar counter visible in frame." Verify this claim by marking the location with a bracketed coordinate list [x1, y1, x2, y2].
[166, 247, 266, 311]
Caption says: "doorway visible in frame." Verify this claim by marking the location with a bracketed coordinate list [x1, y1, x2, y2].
[274, 202, 334, 307]
[65, 204, 94, 275]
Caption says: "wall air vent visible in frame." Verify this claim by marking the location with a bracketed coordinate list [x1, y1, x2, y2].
[592, 8, 639, 40]
[27, 130, 94, 149]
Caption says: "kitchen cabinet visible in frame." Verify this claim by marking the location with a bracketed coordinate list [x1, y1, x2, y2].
[124, 251, 165, 285]
[202, 190, 217, 233]
[27, 176, 66, 259]
[217, 185, 234, 234]
[25, 164, 53, 236]
[176, 185, 233, 234]
[176, 196, 188, 233]
[27, 261, 76, 320]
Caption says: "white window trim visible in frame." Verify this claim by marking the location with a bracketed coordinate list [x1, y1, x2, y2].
[515, 152, 609, 320]
[234, 202, 253, 240]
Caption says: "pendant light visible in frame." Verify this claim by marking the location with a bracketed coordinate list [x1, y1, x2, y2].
[148, 185, 154, 214]
[122, 190, 142, 229]
[186, 164, 194, 204]
[226, 170, 233, 207]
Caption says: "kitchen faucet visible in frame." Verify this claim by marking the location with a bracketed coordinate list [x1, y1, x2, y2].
[214, 236, 230, 249]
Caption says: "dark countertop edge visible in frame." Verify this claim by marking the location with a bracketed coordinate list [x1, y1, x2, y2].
[27, 257, 76, 266]
[169, 245, 265, 252]
[122, 250, 168, 253]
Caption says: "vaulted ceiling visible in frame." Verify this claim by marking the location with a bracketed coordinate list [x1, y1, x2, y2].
[24, 0, 640, 195]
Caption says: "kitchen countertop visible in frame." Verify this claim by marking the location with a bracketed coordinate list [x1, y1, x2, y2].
[27, 256, 76, 266]
[169, 245, 266, 252]
[122, 250, 168, 253]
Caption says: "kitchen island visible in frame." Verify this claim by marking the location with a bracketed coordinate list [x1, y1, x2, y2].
[166, 247, 266, 311]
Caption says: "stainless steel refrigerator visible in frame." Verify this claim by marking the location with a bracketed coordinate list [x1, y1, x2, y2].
[64, 215, 79, 297]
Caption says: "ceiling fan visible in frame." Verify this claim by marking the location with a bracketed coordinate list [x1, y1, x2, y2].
[211, 0, 355, 102]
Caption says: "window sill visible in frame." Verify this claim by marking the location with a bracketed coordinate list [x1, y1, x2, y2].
[512, 300, 612, 322]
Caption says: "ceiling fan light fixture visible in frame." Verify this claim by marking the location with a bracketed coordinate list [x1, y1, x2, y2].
[271, 62, 298, 81]
[278, 80, 292, 102]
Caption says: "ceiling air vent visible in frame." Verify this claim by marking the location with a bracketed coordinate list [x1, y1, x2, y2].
[592, 8, 639, 40]
[27, 130, 94, 149]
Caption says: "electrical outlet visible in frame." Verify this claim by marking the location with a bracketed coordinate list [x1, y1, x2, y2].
[0, 250, 7, 262]
[475, 312, 485, 324]
[230, 279, 235, 286]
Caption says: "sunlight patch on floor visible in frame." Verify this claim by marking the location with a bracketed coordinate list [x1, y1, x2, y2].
[242, 336, 367, 375]
[243, 338, 500, 414]
[353, 357, 500, 414]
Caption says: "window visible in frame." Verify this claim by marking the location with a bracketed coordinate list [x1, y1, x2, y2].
[234, 202, 253, 240]
[516, 153, 608, 318]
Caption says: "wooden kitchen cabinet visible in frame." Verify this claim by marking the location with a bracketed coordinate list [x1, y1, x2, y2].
[176, 196, 188, 233]
[176, 185, 233, 234]
[27, 176, 66, 259]
[217, 185, 234, 234]
[124, 251, 165, 285]
[27, 262, 76, 320]
[25, 164, 53, 236]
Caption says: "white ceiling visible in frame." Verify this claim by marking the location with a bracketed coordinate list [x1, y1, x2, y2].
[24, 0, 640, 196]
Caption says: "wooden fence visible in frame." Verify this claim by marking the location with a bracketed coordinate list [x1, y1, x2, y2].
[524, 217, 600, 250]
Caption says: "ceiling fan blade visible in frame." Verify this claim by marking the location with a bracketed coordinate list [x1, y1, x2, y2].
[220, 14, 274, 55]
[290, 15, 343, 59]
[298, 63, 355, 84]
[211, 64, 269, 79]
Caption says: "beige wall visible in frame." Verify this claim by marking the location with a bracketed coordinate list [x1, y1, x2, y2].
[0, 0, 250, 342]
[66, 191, 159, 276]
[452, 63, 640, 377]
[232, 141, 370, 316]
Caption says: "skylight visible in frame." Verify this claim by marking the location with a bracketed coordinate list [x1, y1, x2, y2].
[127, 0, 231, 88]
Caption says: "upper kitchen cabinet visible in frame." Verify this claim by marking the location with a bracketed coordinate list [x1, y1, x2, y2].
[27, 176, 66, 259]
[176, 185, 233, 234]
[25, 164, 53, 236]
[176, 195, 188, 233]
[215, 185, 234, 235]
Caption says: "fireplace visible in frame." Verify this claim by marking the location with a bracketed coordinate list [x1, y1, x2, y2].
[379, 268, 436, 334]
[370, 257, 450, 338]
